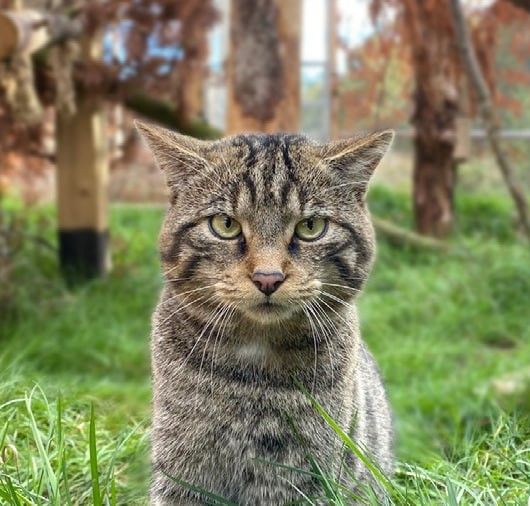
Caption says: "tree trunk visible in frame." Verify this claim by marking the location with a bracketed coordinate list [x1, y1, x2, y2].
[227, 0, 301, 133]
[404, 0, 459, 237]
[412, 86, 458, 237]
[176, 6, 212, 124]
[178, 57, 204, 123]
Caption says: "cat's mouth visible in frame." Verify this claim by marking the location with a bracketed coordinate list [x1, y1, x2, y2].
[255, 299, 283, 312]
[246, 298, 295, 322]
[234, 294, 310, 324]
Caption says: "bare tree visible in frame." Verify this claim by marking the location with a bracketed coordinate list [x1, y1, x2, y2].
[449, 0, 530, 238]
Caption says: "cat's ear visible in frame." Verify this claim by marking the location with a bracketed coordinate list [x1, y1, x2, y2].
[322, 130, 394, 200]
[134, 120, 210, 190]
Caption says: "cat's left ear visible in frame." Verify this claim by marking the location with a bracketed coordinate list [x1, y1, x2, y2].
[134, 120, 211, 191]
[322, 130, 394, 200]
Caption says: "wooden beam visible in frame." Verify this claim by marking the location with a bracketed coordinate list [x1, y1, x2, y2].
[55, 35, 110, 279]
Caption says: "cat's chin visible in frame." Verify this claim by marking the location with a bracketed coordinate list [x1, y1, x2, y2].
[241, 300, 298, 325]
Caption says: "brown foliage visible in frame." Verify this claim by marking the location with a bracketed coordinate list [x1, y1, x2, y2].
[0, 0, 219, 179]
[336, 0, 530, 130]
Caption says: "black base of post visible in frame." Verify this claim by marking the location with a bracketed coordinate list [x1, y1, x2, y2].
[59, 229, 109, 281]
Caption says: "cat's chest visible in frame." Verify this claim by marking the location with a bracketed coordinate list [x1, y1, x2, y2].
[235, 341, 270, 363]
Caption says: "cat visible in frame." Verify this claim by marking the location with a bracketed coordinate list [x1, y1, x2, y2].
[136, 121, 394, 505]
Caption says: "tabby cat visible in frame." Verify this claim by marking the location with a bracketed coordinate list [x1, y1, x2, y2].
[136, 121, 394, 505]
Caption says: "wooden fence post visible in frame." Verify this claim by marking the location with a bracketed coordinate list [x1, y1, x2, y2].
[0, 8, 105, 278]
[56, 35, 110, 279]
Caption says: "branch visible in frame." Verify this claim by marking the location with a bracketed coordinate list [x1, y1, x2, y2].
[372, 216, 449, 251]
[449, 0, 530, 239]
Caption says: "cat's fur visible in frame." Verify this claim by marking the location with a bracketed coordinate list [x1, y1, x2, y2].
[137, 121, 394, 505]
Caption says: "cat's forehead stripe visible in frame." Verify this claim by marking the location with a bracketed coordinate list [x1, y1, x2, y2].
[232, 134, 306, 210]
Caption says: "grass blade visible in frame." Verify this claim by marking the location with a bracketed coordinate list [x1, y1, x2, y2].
[89, 403, 102, 506]
[295, 381, 403, 501]
[24, 390, 59, 502]
[163, 473, 237, 505]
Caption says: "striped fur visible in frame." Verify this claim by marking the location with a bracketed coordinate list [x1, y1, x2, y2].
[137, 122, 394, 505]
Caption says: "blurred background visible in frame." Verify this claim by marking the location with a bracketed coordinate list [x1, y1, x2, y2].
[1, 0, 529, 504]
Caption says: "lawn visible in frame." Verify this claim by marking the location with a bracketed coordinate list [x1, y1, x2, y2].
[1, 186, 529, 505]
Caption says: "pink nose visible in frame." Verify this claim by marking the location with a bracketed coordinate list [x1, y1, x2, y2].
[251, 271, 285, 296]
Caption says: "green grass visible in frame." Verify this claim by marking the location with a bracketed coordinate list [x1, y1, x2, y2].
[1, 188, 529, 504]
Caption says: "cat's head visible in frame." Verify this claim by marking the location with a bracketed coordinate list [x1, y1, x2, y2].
[137, 122, 393, 326]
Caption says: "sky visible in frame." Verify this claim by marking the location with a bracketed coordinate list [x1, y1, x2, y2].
[302, 0, 373, 64]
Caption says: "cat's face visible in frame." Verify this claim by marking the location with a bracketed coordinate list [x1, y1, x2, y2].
[137, 123, 393, 327]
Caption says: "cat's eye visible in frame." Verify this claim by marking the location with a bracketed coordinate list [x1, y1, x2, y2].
[209, 214, 242, 239]
[294, 217, 327, 241]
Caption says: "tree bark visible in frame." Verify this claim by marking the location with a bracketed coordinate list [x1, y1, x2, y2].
[176, 3, 214, 124]
[449, 0, 530, 238]
[178, 56, 205, 123]
[404, 0, 459, 237]
[413, 100, 458, 237]
[226, 0, 301, 133]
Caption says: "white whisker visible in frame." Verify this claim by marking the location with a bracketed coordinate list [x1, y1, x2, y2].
[309, 299, 337, 389]
[320, 282, 362, 294]
[316, 294, 356, 334]
[300, 301, 319, 394]
[177, 301, 226, 371]
[319, 290, 357, 311]
[194, 304, 231, 410]
[157, 284, 217, 310]
[209, 303, 238, 394]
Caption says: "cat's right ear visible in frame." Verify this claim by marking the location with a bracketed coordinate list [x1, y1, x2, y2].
[134, 120, 209, 191]
[321, 130, 394, 201]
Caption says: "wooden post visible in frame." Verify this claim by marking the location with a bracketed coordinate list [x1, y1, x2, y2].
[0, 9, 108, 277]
[226, 0, 301, 133]
[56, 35, 110, 279]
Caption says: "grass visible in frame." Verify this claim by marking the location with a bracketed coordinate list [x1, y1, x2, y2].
[1, 186, 529, 504]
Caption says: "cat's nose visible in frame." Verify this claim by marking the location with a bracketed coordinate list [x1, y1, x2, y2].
[251, 270, 285, 296]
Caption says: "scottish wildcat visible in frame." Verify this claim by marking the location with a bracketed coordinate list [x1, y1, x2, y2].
[137, 121, 394, 505]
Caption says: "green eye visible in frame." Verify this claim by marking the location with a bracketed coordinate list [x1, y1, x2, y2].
[209, 214, 242, 239]
[294, 217, 327, 241]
